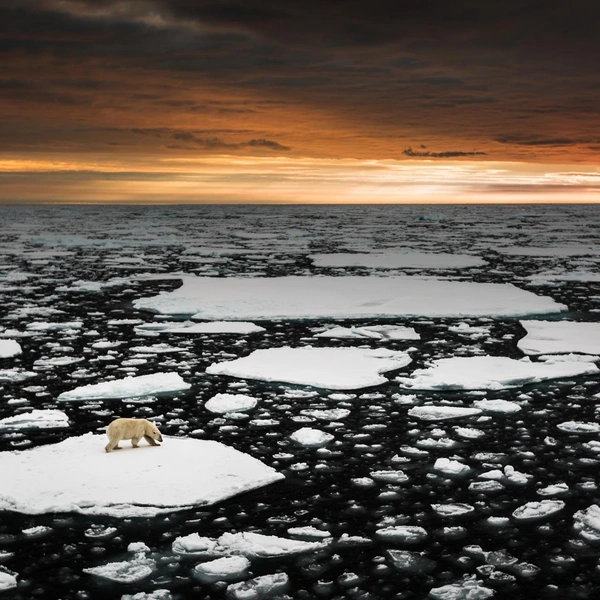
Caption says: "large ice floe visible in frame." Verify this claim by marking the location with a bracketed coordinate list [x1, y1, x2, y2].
[397, 356, 598, 390]
[206, 347, 412, 389]
[133, 275, 566, 319]
[314, 324, 420, 340]
[0, 434, 283, 516]
[518, 320, 600, 355]
[309, 251, 486, 269]
[57, 372, 191, 401]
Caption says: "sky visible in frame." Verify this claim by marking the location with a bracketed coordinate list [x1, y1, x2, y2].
[2, 0, 600, 204]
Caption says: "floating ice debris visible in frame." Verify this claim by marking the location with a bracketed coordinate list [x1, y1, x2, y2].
[429, 575, 494, 600]
[33, 356, 84, 369]
[408, 406, 482, 421]
[370, 470, 410, 483]
[205, 393, 258, 414]
[387, 550, 436, 573]
[434, 458, 471, 476]
[26, 321, 83, 331]
[287, 526, 332, 540]
[494, 244, 600, 257]
[83, 555, 156, 583]
[448, 323, 490, 337]
[512, 500, 565, 522]
[432, 504, 475, 517]
[84, 525, 117, 539]
[479, 465, 532, 485]
[376, 526, 428, 544]
[107, 319, 144, 326]
[0, 569, 17, 592]
[192, 556, 250, 583]
[557, 421, 600, 433]
[454, 426, 485, 439]
[0, 339, 21, 358]
[300, 408, 350, 420]
[0, 369, 37, 382]
[172, 534, 223, 557]
[226, 573, 289, 600]
[573, 505, 600, 543]
[165, 321, 266, 335]
[129, 344, 183, 354]
[472, 399, 522, 413]
[314, 325, 420, 341]
[537, 483, 569, 496]
[0, 434, 283, 517]
[121, 590, 172, 600]
[518, 320, 600, 355]
[207, 347, 412, 390]
[57, 372, 191, 401]
[133, 275, 566, 319]
[0, 409, 69, 430]
[309, 251, 485, 269]
[397, 356, 598, 390]
[290, 427, 334, 446]
[217, 532, 329, 558]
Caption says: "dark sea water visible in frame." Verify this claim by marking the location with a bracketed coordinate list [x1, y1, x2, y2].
[0, 204, 599, 600]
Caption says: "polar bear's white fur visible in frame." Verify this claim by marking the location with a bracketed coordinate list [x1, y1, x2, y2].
[105, 418, 163, 453]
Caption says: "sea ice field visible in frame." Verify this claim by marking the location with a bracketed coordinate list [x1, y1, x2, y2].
[0, 203, 599, 600]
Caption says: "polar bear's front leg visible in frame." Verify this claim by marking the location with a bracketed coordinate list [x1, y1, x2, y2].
[144, 434, 159, 446]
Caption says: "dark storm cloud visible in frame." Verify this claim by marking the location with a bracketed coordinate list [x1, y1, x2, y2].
[403, 147, 486, 158]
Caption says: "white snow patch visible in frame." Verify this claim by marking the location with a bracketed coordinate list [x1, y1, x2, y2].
[397, 356, 598, 390]
[133, 276, 566, 319]
[518, 320, 600, 355]
[0, 434, 283, 517]
[205, 393, 258, 414]
[0, 409, 69, 430]
[57, 372, 191, 401]
[206, 347, 411, 390]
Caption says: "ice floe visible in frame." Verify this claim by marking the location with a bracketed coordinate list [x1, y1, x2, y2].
[518, 320, 600, 355]
[376, 526, 428, 544]
[512, 500, 565, 521]
[472, 399, 522, 413]
[429, 575, 494, 599]
[133, 276, 566, 319]
[57, 372, 191, 401]
[0, 409, 69, 430]
[0, 569, 18, 592]
[192, 556, 250, 583]
[573, 505, 600, 543]
[408, 406, 482, 420]
[397, 356, 598, 390]
[556, 421, 600, 434]
[0, 434, 283, 516]
[162, 321, 266, 335]
[314, 324, 420, 340]
[206, 347, 412, 390]
[309, 251, 485, 269]
[290, 427, 334, 446]
[227, 573, 289, 600]
[205, 393, 258, 413]
[0, 339, 22, 358]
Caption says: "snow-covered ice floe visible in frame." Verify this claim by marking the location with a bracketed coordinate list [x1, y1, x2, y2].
[206, 347, 412, 390]
[309, 251, 485, 269]
[0, 339, 22, 358]
[573, 505, 600, 543]
[429, 575, 494, 600]
[205, 393, 258, 413]
[0, 409, 69, 430]
[518, 320, 600, 355]
[57, 372, 191, 401]
[408, 406, 482, 421]
[0, 434, 283, 517]
[314, 324, 420, 341]
[0, 569, 18, 592]
[397, 356, 598, 390]
[133, 276, 566, 319]
[512, 500, 565, 522]
[289, 427, 334, 447]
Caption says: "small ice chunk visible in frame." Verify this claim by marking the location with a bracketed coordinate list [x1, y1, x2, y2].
[226, 572, 289, 599]
[164, 321, 265, 335]
[408, 406, 482, 421]
[192, 556, 250, 583]
[57, 372, 191, 401]
[433, 458, 470, 476]
[370, 470, 409, 484]
[429, 575, 494, 600]
[537, 483, 569, 496]
[218, 532, 328, 558]
[387, 550, 436, 573]
[0, 339, 22, 358]
[287, 526, 332, 540]
[205, 393, 258, 414]
[573, 505, 600, 542]
[0, 409, 69, 430]
[512, 500, 565, 522]
[315, 324, 420, 341]
[83, 555, 156, 583]
[289, 427, 334, 446]
[375, 526, 428, 544]
[0, 569, 18, 592]
[121, 590, 172, 600]
[300, 408, 350, 421]
[557, 421, 600, 433]
[431, 504, 475, 517]
[172, 534, 223, 557]
[472, 399, 521, 413]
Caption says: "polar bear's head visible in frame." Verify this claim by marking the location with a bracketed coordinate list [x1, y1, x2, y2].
[145, 421, 163, 443]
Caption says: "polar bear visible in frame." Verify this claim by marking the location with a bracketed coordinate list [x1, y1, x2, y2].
[105, 418, 163, 453]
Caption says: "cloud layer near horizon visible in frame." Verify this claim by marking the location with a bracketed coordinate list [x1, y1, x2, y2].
[2, 1, 600, 201]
